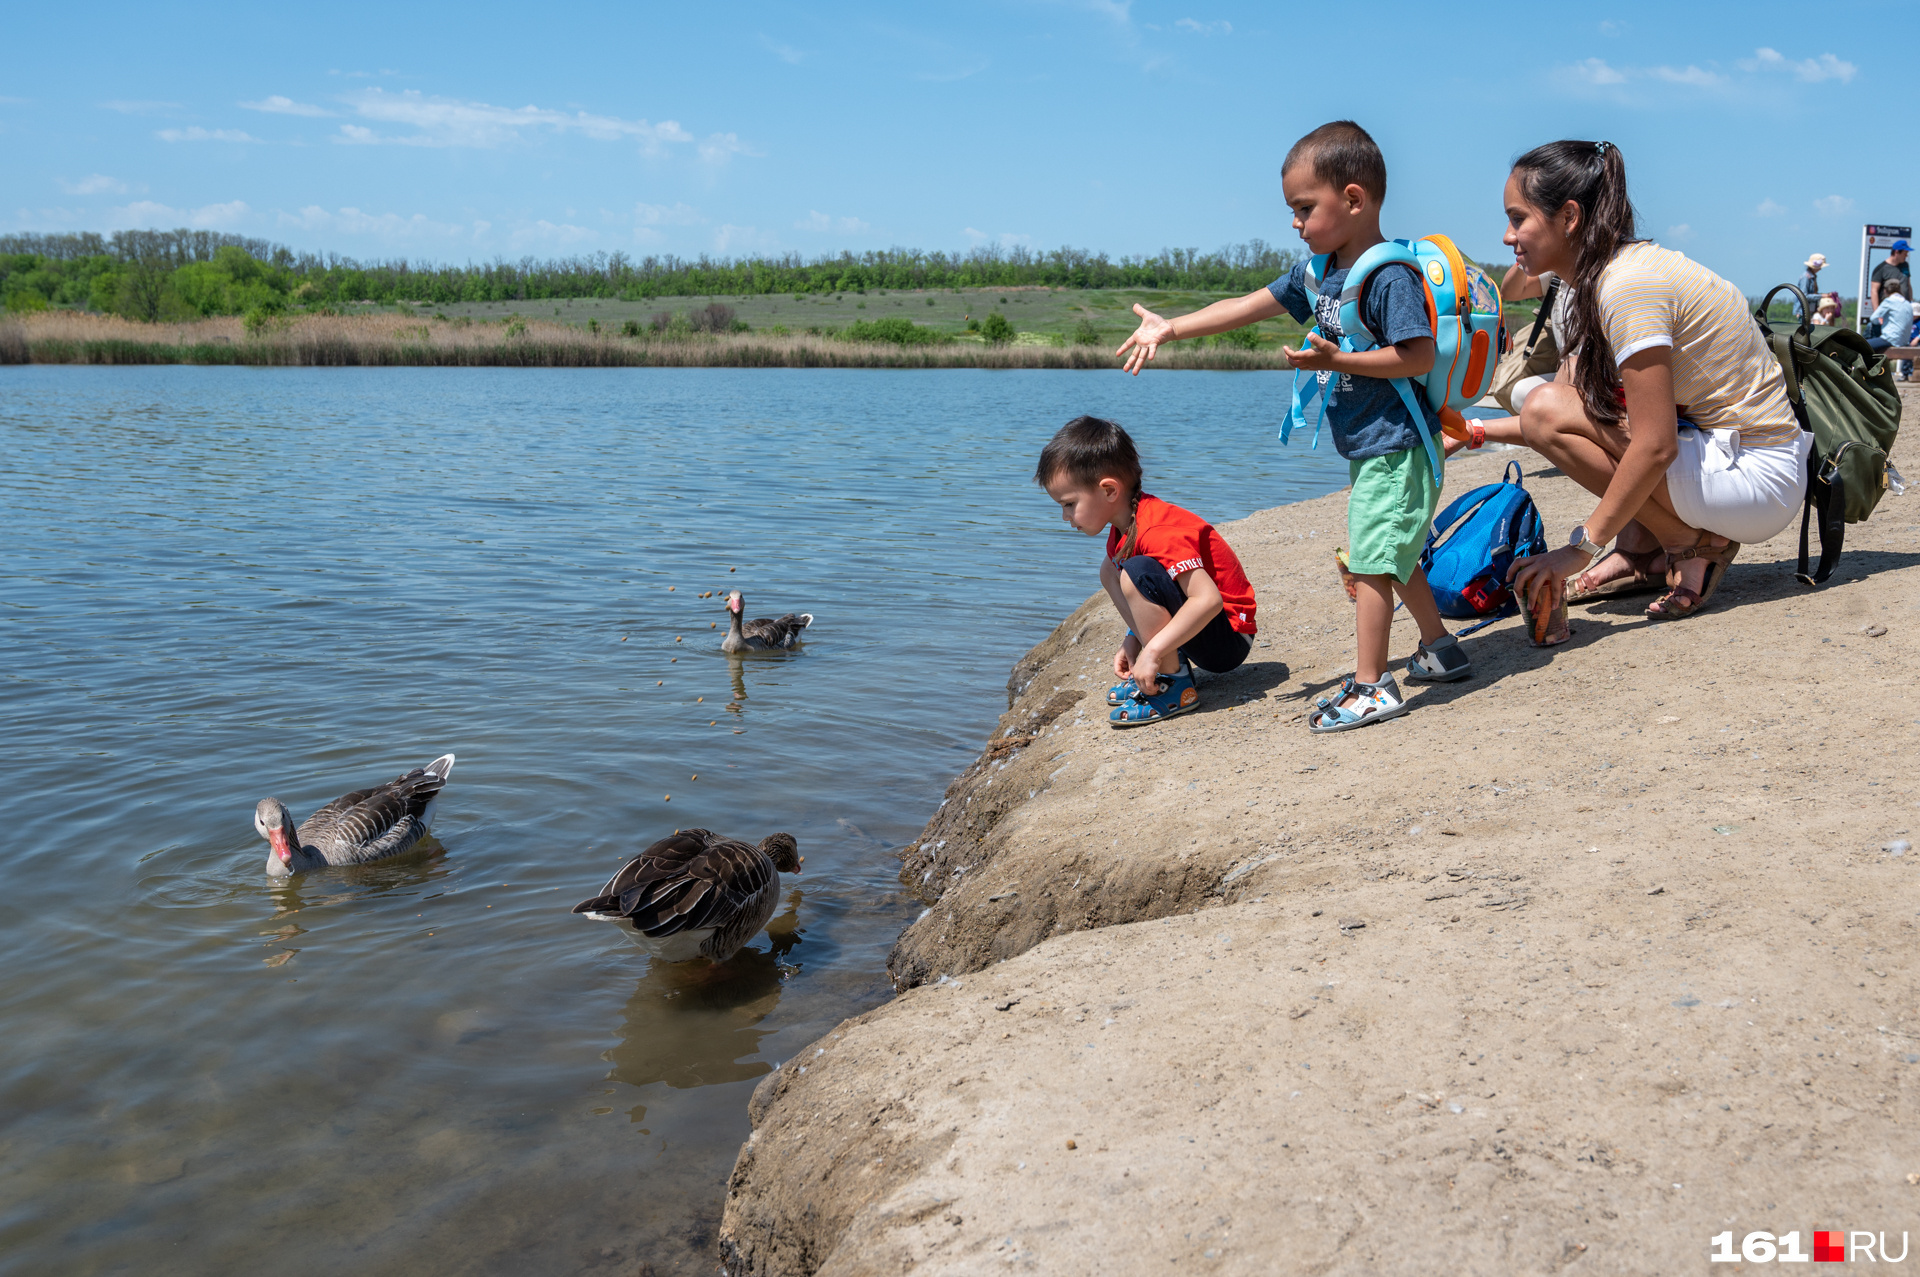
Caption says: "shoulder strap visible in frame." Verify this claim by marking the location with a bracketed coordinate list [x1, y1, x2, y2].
[1337, 240, 1422, 348]
[1522, 278, 1559, 357]
[1388, 376, 1445, 487]
[1797, 448, 1845, 586]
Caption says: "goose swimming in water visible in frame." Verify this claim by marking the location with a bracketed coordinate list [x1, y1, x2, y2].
[721, 591, 812, 653]
[571, 828, 802, 963]
[255, 754, 455, 877]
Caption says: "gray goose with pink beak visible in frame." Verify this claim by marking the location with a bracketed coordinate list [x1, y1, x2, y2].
[720, 590, 812, 653]
[254, 754, 455, 877]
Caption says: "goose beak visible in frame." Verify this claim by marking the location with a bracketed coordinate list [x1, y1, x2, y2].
[267, 826, 293, 864]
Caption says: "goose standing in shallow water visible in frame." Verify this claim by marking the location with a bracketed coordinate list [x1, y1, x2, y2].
[572, 829, 802, 963]
[721, 591, 812, 653]
[255, 754, 455, 877]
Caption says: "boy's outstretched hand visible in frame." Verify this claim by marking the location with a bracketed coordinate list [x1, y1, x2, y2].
[1115, 304, 1175, 376]
[1284, 331, 1339, 371]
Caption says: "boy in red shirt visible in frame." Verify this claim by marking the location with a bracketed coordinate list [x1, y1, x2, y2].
[1036, 415, 1257, 728]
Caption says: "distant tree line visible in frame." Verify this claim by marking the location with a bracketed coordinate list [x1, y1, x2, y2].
[0, 228, 1301, 322]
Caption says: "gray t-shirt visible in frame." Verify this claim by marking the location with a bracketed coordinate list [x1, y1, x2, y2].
[1269, 257, 1440, 460]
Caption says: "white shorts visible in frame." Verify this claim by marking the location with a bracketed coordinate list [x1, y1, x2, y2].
[1667, 425, 1811, 544]
[1511, 372, 1553, 415]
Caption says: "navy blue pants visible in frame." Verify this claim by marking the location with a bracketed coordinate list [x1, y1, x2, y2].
[1119, 555, 1252, 675]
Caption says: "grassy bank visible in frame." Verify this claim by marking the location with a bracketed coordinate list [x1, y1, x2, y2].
[0, 312, 1300, 370]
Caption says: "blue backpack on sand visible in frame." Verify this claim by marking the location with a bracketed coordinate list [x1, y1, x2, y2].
[1419, 460, 1547, 626]
[1284, 234, 1504, 486]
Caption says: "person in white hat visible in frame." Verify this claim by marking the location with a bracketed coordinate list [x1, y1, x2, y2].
[1795, 253, 1826, 319]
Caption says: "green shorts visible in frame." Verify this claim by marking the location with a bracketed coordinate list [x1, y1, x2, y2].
[1345, 448, 1441, 584]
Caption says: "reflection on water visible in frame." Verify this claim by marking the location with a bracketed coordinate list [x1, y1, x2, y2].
[606, 896, 802, 1097]
[0, 366, 1351, 1275]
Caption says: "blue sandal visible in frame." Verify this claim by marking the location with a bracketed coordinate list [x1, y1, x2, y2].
[1108, 666, 1199, 728]
[1308, 674, 1409, 733]
[1106, 678, 1140, 706]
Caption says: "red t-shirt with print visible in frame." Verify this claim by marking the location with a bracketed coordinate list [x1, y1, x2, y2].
[1105, 493, 1257, 635]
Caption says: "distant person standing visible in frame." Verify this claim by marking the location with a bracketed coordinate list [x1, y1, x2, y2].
[1871, 239, 1912, 307]
[1794, 252, 1825, 319]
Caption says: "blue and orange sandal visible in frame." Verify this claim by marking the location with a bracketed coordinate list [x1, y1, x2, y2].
[1108, 665, 1199, 728]
[1308, 673, 1409, 733]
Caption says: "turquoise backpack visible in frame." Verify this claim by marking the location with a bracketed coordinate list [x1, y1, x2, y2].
[1284, 233, 1504, 484]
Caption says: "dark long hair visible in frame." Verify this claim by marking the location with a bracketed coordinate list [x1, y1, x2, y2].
[1511, 140, 1642, 425]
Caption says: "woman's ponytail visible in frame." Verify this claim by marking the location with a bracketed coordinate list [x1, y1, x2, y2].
[1512, 139, 1643, 426]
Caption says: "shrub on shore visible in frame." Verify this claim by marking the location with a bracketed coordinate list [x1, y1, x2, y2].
[841, 317, 944, 346]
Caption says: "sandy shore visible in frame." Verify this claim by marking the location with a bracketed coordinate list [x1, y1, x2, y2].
[718, 418, 1919, 1275]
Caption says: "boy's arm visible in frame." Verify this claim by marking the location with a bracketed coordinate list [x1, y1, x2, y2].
[1287, 334, 1435, 379]
[1117, 288, 1285, 376]
[1133, 567, 1224, 694]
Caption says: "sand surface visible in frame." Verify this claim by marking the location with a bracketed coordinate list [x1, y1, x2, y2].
[718, 426, 1920, 1276]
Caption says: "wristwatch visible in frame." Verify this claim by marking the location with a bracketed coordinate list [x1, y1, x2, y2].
[1568, 525, 1608, 563]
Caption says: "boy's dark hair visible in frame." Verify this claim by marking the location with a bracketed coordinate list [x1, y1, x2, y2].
[1035, 415, 1142, 496]
[1282, 120, 1386, 204]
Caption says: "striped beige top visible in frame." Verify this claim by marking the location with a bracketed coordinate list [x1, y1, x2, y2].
[1592, 242, 1801, 447]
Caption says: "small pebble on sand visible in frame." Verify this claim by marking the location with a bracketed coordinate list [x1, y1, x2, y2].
[1865, 625, 1888, 637]
[1065, 1139, 1077, 1149]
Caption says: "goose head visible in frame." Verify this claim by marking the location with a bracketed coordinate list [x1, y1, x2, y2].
[725, 590, 744, 616]
[255, 798, 308, 877]
[759, 833, 803, 874]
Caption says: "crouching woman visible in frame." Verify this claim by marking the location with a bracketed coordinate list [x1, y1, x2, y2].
[1502, 140, 1810, 621]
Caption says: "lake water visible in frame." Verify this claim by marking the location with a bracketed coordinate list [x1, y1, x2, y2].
[0, 367, 1351, 1276]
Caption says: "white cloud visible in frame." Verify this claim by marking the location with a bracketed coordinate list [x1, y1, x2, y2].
[917, 61, 990, 82]
[114, 199, 251, 229]
[963, 227, 1030, 248]
[795, 210, 870, 234]
[277, 205, 484, 244]
[157, 127, 263, 143]
[1598, 19, 1626, 35]
[713, 224, 778, 253]
[100, 100, 181, 115]
[241, 95, 333, 117]
[697, 131, 759, 164]
[511, 220, 595, 248]
[1756, 198, 1788, 217]
[58, 174, 128, 195]
[1567, 58, 1627, 86]
[1081, 0, 1132, 23]
[1813, 194, 1855, 216]
[760, 36, 806, 64]
[335, 88, 699, 154]
[1740, 47, 1857, 83]
[635, 201, 704, 226]
[1649, 64, 1724, 87]
[1174, 17, 1231, 34]
[1665, 223, 1693, 243]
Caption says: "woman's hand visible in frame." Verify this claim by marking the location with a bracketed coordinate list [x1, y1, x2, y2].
[1116, 304, 1176, 375]
[1507, 544, 1590, 602]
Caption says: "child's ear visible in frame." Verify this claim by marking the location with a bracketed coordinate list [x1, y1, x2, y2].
[1098, 476, 1120, 500]
[1344, 183, 1369, 214]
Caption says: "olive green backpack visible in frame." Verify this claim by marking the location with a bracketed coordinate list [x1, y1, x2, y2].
[1755, 284, 1904, 585]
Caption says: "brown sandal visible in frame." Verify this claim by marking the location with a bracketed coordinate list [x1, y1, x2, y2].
[1565, 545, 1667, 604]
[1647, 539, 1740, 620]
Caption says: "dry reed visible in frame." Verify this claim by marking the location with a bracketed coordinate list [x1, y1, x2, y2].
[0, 312, 1294, 371]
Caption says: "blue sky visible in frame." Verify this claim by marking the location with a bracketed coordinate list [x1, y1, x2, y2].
[1, 0, 1909, 292]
